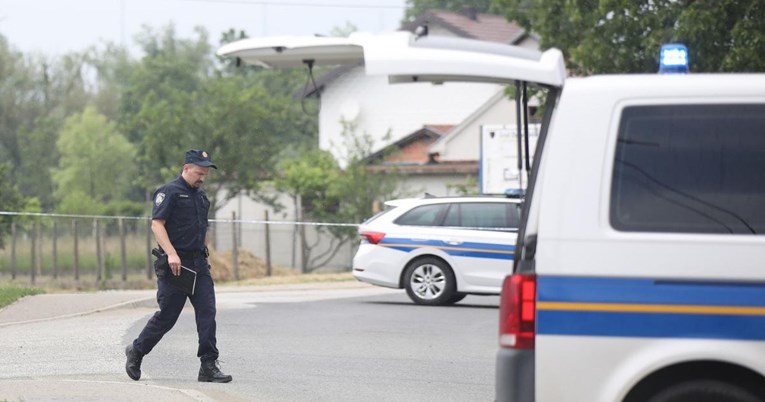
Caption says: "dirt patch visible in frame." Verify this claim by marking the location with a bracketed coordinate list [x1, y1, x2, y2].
[207, 246, 296, 282]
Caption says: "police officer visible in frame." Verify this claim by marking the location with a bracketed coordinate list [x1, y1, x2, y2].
[125, 149, 232, 383]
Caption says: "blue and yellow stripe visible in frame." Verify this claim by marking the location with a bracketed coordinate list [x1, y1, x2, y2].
[537, 276, 765, 341]
[375, 238, 515, 260]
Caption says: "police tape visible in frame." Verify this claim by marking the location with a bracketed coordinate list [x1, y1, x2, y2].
[0, 211, 361, 228]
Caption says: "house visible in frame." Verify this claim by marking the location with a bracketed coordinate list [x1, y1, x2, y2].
[299, 8, 539, 186]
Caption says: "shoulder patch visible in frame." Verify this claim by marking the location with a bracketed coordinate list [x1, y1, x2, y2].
[155, 192, 166, 206]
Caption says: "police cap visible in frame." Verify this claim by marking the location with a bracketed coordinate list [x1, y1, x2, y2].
[184, 149, 218, 169]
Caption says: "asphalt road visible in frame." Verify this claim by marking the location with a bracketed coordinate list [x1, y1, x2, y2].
[1, 286, 500, 401]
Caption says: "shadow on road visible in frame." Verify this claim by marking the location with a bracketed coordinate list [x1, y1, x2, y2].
[361, 300, 499, 309]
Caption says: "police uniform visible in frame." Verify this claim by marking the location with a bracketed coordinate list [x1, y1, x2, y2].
[126, 149, 231, 383]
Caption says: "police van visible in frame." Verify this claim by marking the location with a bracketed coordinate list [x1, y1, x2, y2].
[218, 33, 765, 402]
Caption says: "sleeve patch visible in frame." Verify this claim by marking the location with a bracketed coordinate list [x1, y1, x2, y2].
[155, 192, 166, 206]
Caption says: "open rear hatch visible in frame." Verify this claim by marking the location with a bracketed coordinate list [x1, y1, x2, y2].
[217, 31, 565, 87]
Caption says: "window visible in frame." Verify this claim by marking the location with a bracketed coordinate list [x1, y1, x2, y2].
[610, 104, 765, 234]
[395, 204, 447, 226]
[443, 202, 519, 231]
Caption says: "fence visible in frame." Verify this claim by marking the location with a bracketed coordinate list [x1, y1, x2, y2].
[0, 211, 360, 289]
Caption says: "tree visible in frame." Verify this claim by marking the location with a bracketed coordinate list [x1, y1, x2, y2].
[0, 35, 56, 207]
[495, 0, 765, 74]
[275, 124, 404, 273]
[0, 164, 26, 248]
[117, 25, 213, 146]
[52, 107, 140, 215]
[0, 33, 101, 209]
[116, 26, 317, 213]
[404, 0, 497, 21]
[275, 148, 341, 272]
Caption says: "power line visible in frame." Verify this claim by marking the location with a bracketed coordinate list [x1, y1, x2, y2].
[179, 0, 405, 9]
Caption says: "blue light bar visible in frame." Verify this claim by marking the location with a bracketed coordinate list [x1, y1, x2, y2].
[659, 43, 689, 74]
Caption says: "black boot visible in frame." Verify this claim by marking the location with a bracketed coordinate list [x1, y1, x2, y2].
[198, 360, 232, 383]
[125, 344, 143, 381]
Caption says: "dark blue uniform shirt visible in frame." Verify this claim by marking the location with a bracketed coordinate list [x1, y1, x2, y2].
[152, 175, 211, 253]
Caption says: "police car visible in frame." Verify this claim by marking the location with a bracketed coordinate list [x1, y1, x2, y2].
[495, 45, 765, 401]
[352, 196, 521, 306]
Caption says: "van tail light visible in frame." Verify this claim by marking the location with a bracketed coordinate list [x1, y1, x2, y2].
[498, 274, 536, 349]
[360, 231, 386, 245]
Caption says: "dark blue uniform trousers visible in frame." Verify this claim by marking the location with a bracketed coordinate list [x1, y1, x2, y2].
[132, 257, 219, 362]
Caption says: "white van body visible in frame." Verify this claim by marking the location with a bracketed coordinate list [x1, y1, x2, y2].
[504, 74, 765, 402]
[218, 32, 765, 402]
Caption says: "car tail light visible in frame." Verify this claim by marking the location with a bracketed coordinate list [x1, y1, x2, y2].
[498, 274, 536, 349]
[360, 231, 386, 244]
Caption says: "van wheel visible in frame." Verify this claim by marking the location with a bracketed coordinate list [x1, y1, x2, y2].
[403, 257, 457, 306]
[647, 380, 760, 402]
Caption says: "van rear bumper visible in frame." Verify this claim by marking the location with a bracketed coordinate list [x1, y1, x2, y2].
[495, 348, 534, 402]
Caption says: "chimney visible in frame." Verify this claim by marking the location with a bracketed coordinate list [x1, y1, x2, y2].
[460, 6, 478, 20]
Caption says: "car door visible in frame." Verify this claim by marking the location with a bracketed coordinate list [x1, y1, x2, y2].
[440, 202, 518, 290]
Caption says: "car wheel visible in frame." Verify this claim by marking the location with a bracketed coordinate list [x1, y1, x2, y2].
[647, 380, 760, 402]
[403, 257, 457, 306]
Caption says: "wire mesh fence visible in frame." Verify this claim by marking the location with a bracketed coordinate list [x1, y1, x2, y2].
[0, 211, 359, 289]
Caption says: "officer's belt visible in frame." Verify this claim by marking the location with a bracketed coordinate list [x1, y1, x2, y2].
[174, 249, 206, 259]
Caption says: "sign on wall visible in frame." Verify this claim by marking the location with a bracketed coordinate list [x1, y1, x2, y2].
[480, 124, 540, 195]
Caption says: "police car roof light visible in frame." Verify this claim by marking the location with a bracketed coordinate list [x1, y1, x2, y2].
[659, 43, 689, 74]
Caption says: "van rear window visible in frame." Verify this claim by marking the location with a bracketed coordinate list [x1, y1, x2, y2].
[610, 104, 765, 234]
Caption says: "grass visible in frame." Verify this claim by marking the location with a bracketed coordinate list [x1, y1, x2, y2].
[0, 286, 45, 309]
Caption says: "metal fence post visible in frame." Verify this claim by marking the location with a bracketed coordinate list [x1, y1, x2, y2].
[231, 211, 239, 281]
[73, 219, 80, 281]
[10, 222, 16, 280]
[30, 220, 37, 285]
[265, 210, 272, 277]
[119, 218, 127, 281]
[52, 221, 58, 279]
[94, 219, 103, 282]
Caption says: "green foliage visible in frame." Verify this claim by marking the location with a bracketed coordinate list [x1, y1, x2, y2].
[447, 175, 480, 195]
[0, 35, 97, 209]
[674, 1, 765, 72]
[113, 26, 317, 212]
[0, 164, 26, 248]
[57, 191, 105, 215]
[0, 286, 44, 309]
[496, 0, 765, 74]
[0, 35, 47, 199]
[17, 117, 59, 208]
[118, 25, 213, 144]
[52, 107, 138, 213]
[274, 123, 404, 272]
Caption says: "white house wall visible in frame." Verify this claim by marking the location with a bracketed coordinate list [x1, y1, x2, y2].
[319, 66, 503, 164]
[436, 91, 518, 162]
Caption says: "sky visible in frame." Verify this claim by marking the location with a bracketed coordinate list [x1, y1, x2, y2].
[0, 0, 408, 56]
